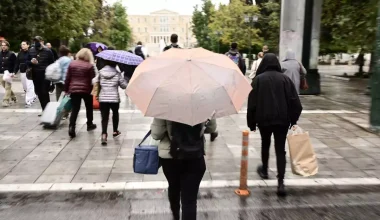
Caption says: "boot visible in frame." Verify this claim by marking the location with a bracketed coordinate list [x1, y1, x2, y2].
[69, 125, 76, 138]
[210, 132, 219, 142]
[257, 165, 269, 180]
[277, 179, 287, 197]
[87, 123, 97, 131]
[101, 134, 108, 145]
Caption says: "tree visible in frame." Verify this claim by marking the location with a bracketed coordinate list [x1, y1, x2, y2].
[209, 0, 261, 51]
[109, 2, 132, 50]
[192, 0, 216, 51]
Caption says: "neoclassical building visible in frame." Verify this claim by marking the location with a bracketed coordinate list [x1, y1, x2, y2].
[128, 9, 196, 56]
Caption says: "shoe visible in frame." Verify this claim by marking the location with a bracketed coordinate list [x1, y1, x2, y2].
[101, 134, 107, 145]
[38, 112, 42, 117]
[257, 165, 269, 180]
[277, 180, 287, 197]
[32, 97, 37, 103]
[25, 103, 32, 108]
[69, 126, 76, 138]
[2, 101, 9, 107]
[210, 132, 218, 142]
[11, 97, 17, 103]
[113, 131, 121, 138]
[87, 124, 97, 131]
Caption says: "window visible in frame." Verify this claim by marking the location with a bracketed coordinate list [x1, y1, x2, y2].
[173, 28, 176, 32]
[138, 27, 140, 32]
[145, 27, 147, 32]
[145, 18, 147, 22]
[138, 18, 140, 23]
[182, 28, 184, 32]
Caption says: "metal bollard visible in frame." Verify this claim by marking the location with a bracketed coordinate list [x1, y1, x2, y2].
[235, 130, 250, 196]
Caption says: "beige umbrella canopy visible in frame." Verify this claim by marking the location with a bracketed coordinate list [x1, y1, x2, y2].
[127, 48, 252, 126]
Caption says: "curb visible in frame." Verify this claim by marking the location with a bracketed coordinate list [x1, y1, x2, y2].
[1, 178, 380, 193]
[323, 75, 351, 81]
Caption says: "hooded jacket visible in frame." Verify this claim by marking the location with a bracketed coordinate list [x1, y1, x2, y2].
[96, 65, 127, 103]
[247, 53, 302, 130]
[281, 50, 307, 94]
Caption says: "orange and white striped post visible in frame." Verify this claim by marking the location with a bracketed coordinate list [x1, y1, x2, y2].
[235, 130, 250, 196]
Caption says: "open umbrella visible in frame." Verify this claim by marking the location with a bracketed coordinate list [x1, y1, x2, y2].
[126, 48, 252, 126]
[86, 42, 108, 54]
[96, 50, 144, 66]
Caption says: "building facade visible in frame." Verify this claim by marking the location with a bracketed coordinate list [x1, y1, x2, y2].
[128, 9, 196, 56]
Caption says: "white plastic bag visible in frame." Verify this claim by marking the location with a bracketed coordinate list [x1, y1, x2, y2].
[3, 70, 12, 83]
[45, 61, 61, 81]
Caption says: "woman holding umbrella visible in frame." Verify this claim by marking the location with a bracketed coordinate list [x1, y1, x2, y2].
[127, 48, 252, 220]
[93, 60, 127, 145]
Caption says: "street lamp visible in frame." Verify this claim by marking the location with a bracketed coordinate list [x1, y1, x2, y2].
[244, 15, 258, 69]
[214, 31, 223, 53]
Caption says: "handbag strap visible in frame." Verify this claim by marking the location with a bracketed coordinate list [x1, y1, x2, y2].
[138, 130, 152, 146]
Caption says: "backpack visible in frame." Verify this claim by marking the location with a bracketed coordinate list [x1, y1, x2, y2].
[228, 53, 241, 66]
[45, 60, 62, 82]
[169, 122, 205, 160]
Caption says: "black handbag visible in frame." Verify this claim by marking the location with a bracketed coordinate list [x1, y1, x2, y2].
[26, 68, 33, 80]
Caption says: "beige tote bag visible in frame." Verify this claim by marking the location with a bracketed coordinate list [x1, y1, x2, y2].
[287, 126, 318, 177]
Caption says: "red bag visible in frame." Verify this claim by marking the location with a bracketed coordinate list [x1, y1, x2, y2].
[298, 63, 309, 91]
[93, 95, 100, 109]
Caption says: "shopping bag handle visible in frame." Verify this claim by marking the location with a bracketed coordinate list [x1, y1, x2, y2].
[138, 130, 151, 147]
[289, 125, 304, 135]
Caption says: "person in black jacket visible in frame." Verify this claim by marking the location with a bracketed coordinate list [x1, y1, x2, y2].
[14, 41, 37, 107]
[30, 36, 54, 112]
[225, 42, 246, 75]
[0, 40, 17, 107]
[247, 53, 302, 197]
[163, 34, 181, 52]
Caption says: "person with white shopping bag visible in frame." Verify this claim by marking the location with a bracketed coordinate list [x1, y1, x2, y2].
[247, 53, 302, 197]
[0, 41, 17, 107]
[14, 41, 37, 107]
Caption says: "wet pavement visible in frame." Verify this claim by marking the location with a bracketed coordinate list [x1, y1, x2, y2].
[1, 186, 380, 219]
[0, 76, 378, 184]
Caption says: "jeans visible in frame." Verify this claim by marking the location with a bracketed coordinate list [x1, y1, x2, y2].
[161, 157, 206, 220]
[55, 83, 64, 101]
[69, 93, 93, 127]
[33, 78, 50, 110]
[258, 125, 289, 180]
[99, 102, 120, 135]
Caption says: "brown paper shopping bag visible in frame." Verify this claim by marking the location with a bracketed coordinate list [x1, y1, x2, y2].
[287, 126, 318, 177]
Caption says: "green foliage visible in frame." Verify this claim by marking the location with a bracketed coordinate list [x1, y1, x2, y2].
[321, 0, 378, 53]
[257, 0, 281, 54]
[192, 0, 217, 51]
[209, 0, 261, 50]
[109, 2, 132, 50]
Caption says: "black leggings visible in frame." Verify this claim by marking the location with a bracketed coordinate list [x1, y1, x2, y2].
[258, 125, 289, 180]
[161, 157, 206, 220]
[69, 93, 93, 127]
[100, 102, 120, 135]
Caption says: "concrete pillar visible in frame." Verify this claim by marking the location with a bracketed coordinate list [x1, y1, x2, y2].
[279, 0, 306, 61]
[370, 0, 380, 131]
[302, 0, 322, 95]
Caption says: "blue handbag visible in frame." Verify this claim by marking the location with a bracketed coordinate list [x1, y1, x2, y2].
[133, 131, 159, 175]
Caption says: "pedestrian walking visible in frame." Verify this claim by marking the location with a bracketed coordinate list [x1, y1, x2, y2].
[14, 41, 36, 107]
[93, 60, 127, 145]
[134, 41, 147, 60]
[249, 52, 264, 79]
[0, 40, 17, 107]
[151, 119, 217, 220]
[247, 53, 302, 197]
[30, 36, 54, 113]
[46, 43, 59, 61]
[55, 45, 72, 101]
[225, 42, 246, 75]
[163, 34, 181, 51]
[281, 50, 307, 94]
[262, 45, 269, 54]
[64, 48, 97, 138]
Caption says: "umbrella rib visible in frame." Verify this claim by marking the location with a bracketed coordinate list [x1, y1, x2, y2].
[192, 59, 238, 72]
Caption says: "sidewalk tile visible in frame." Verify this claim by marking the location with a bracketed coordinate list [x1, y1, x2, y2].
[43, 161, 82, 175]
[77, 160, 114, 174]
[24, 149, 61, 161]
[9, 160, 51, 175]
[86, 148, 119, 160]
[54, 149, 90, 161]
[108, 173, 143, 182]
[36, 175, 74, 183]
[0, 149, 32, 161]
[346, 158, 379, 170]
[72, 174, 110, 183]
[112, 159, 133, 173]
[0, 175, 39, 184]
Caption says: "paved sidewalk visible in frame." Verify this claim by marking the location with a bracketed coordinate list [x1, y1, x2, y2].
[0, 78, 378, 186]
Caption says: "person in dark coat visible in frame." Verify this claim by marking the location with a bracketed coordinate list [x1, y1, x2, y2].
[225, 42, 246, 75]
[46, 43, 59, 61]
[163, 34, 181, 52]
[29, 36, 55, 112]
[247, 53, 302, 197]
[65, 48, 97, 138]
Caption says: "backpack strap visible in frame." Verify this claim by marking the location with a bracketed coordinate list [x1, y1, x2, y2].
[138, 130, 152, 146]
